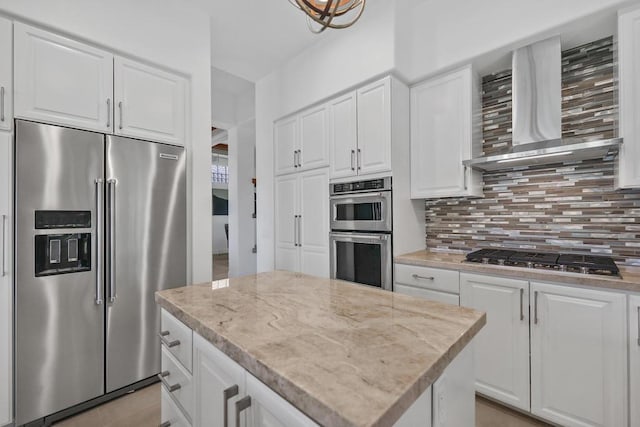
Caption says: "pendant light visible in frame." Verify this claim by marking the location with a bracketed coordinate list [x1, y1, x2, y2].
[289, 0, 366, 33]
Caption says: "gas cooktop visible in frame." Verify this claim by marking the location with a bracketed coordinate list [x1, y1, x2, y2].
[465, 249, 620, 277]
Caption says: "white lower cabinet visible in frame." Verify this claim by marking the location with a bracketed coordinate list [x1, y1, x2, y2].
[460, 273, 530, 411]
[530, 282, 627, 427]
[630, 295, 640, 427]
[162, 387, 192, 427]
[0, 132, 12, 427]
[394, 264, 460, 306]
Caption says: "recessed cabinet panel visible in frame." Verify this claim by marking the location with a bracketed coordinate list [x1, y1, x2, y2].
[357, 78, 392, 175]
[299, 105, 329, 171]
[114, 57, 186, 146]
[274, 116, 298, 176]
[275, 174, 299, 272]
[299, 169, 329, 278]
[0, 17, 12, 132]
[530, 282, 627, 427]
[329, 92, 358, 179]
[14, 22, 113, 133]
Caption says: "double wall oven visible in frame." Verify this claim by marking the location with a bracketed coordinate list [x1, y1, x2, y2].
[329, 177, 393, 291]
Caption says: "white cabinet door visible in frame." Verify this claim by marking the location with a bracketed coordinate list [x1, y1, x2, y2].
[193, 333, 246, 427]
[299, 169, 329, 278]
[460, 274, 530, 411]
[432, 344, 475, 427]
[618, 6, 640, 188]
[298, 105, 329, 171]
[274, 116, 298, 176]
[0, 17, 12, 132]
[629, 295, 640, 427]
[357, 78, 392, 176]
[410, 66, 481, 199]
[161, 387, 192, 427]
[114, 57, 186, 146]
[275, 175, 299, 273]
[530, 282, 627, 427]
[328, 92, 358, 179]
[0, 133, 12, 427]
[14, 23, 113, 133]
[245, 373, 318, 427]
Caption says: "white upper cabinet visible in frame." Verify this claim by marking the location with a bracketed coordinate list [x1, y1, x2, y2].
[357, 77, 392, 176]
[14, 22, 114, 133]
[0, 17, 12, 132]
[530, 282, 627, 427]
[410, 65, 482, 199]
[629, 295, 640, 427]
[328, 92, 358, 179]
[618, 6, 640, 188]
[0, 133, 12, 427]
[460, 273, 530, 412]
[114, 57, 186, 146]
[274, 106, 329, 176]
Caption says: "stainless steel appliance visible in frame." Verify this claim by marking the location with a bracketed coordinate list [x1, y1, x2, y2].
[329, 177, 393, 291]
[14, 120, 187, 425]
[465, 248, 620, 276]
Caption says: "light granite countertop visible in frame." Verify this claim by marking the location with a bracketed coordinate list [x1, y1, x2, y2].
[395, 250, 640, 293]
[155, 271, 486, 427]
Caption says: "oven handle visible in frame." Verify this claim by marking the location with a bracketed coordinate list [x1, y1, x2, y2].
[330, 232, 390, 242]
[330, 191, 387, 200]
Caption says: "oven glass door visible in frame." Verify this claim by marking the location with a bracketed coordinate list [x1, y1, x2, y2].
[330, 191, 392, 232]
[330, 232, 392, 291]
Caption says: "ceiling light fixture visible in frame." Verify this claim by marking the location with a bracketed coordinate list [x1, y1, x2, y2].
[289, 0, 366, 33]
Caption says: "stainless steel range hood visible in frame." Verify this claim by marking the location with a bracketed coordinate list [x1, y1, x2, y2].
[464, 36, 622, 172]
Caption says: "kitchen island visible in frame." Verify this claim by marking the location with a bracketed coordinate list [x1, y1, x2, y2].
[155, 271, 486, 427]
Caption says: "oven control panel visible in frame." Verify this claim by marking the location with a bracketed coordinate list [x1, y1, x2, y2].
[331, 177, 391, 195]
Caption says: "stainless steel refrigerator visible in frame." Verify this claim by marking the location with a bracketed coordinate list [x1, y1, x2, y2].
[14, 120, 187, 425]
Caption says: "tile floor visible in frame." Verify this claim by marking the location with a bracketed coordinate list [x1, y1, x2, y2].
[55, 383, 551, 426]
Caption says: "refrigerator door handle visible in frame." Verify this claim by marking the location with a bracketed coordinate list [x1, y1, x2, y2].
[107, 178, 117, 303]
[95, 179, 104, 304]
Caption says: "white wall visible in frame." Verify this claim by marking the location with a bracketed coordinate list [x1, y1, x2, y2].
[0, 0, 213, 284]
[228, 122, 257, 277]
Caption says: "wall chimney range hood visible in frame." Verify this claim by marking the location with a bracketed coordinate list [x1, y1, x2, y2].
[464, 36, 622, 172]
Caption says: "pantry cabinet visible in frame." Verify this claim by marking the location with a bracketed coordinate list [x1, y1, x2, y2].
[328, 92, 358, 179]
[0, 17, 12, 132]
[410, 65, 482, 199]
[630, 295, 640, 427]
[274, 105, 329, 176]
[0, 132, 12, 427]
[356, 78, 392, 176]
[114, 57, 186, 146]
[530, 282, 627, 427]
[460, 273, 530, 412]
[14, 22, 114, 133]
[618, 5, 640, 188]
[275, 169, 329, 278]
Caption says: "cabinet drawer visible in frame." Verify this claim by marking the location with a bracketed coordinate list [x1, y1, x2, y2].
[395, 264, 460, 294]
[161, 346, 193, 421]
[161, 385, 192, 427]
[161, 308, 193, 372]
[395, 284, 460, 306]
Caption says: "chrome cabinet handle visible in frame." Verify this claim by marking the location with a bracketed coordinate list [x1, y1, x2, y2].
[637, 306, 640, 346]
[235, 396, 252, 427]
[106, 99, 111, 128]
[534, 291, 539, 325]
[95, 179, 104, 304]
[158, 331, 180, 348]
[159, 422, 171, 427]
[1, 214, 6, 277]
[463, 166, 468, 190]
[293, 215, 298, 247]
[519, 288, 524, 321]
[224, 385, 239, 427]
[357, 148, 362, 170]
[293, 150, 298, 168]
[118, 101, 123, 130]
[0, 86, 4, 122]
[106, 179, 117, 302]
[297, 149, 302, 167]
[158, 371, 181, 393]
[351, 149, 355, 171]
[412, 274, 434, 281]
[298, 215, 302, 247]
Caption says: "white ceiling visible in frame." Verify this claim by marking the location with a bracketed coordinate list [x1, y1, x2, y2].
[190, 0, 332, 82]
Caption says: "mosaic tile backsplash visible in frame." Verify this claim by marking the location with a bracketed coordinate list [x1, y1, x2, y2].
[425, 37, 640, 266]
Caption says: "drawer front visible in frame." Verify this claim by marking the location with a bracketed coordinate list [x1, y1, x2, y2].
[161, 346, 193, 421]
[161, 386, 192, 427]
[395, 263, 460, 294]
[161, 308, 193, 372]
[395, 284, 460, 306]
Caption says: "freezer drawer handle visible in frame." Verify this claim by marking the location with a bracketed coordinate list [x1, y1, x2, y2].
[223, 384, 239, 427]
[158, 331, 180, 348]
[158, 371, 181, 393]
[235, 396, 252, 427]
[412, 274, 434, 281]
